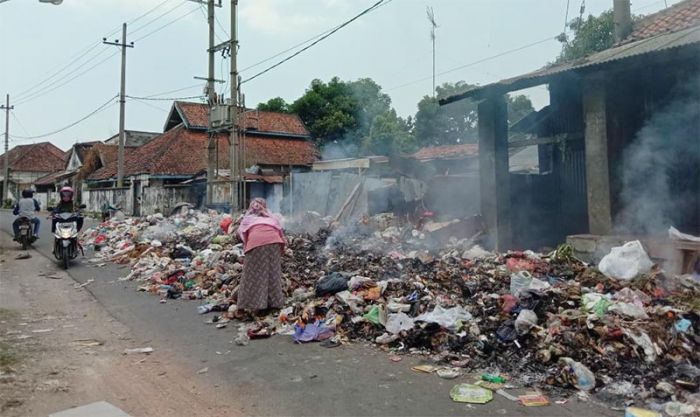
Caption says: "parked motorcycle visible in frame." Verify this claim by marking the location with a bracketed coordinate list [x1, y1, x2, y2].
[15, 216, 37, 250]
[49, 206, 85, 269]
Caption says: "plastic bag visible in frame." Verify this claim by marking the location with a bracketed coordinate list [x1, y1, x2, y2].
[449, 384, 493, 404]
[315, 272, 348, 297]
[364, 305, 387, 326]
[623, 329, 658, 362]
[386, 312, 415, 334]
[515, 309, 538, 335]
[559, 357, 596, 391]
[510, 271, 550, 297]
[415, 305, 472, 331]
[582, 292, 610, 317]
[609, 302, 649, 319]
[598, 241, 653, 280]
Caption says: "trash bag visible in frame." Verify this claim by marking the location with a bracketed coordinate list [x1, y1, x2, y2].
[315, 272, 349, 297]
[416, 305, 472, 331]
[364, 305, 387, 327]
[171, 246, 194, 259]
[598, 240, 653, 280]
[559, 357, 596, 391]
[386, 312, 415, 334]
[515, 309, 538, 335]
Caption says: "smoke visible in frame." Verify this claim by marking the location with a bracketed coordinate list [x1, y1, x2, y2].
[320, 141, 359, 160]
[614, 86, 700, 236]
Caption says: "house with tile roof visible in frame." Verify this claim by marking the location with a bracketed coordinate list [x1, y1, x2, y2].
[0, 142, 66, 205]
[82, 101, 317, 215]
[439, 0, 700, 255]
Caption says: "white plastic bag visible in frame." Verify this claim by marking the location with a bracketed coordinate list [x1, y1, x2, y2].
[386, 312, 415, 334]
[598, 241, 653, 280]
[415, 305, 472, 331]
[515, 309, 538, 334]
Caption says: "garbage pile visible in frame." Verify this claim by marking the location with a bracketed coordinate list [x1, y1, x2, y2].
[82, 209, 700, 412]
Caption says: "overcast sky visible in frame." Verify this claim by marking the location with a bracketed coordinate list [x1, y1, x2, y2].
[0, 0, 678, 151]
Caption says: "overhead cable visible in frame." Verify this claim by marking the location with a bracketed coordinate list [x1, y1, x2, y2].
[241, 0, 393, 84]
[10, 96, 118, 140]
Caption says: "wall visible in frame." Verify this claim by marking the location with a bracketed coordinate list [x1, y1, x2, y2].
[140, 185, 195, 216]
[82, 187, 132, 214]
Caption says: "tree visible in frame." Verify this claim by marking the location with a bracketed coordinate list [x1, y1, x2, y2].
[289, 77, 395, 154]
[360, 110, 415, 156]
[556, 10, 615, 62]
[508, 94, 535, 125]
[257, 97, 290, 113]
[413, 82, 534, 147]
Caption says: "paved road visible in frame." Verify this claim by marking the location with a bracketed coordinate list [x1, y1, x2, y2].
[0, 211, 614, 416]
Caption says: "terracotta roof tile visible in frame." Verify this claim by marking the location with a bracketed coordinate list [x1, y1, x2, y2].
[0, 142, 66, 173]
[625, 0, 700, 43]
[175, 101, 310, 136]
[411, 144, 479, 160]
[88, 126, 318, 181]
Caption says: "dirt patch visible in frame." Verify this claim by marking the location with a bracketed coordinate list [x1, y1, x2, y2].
[0, 237, 240, 417]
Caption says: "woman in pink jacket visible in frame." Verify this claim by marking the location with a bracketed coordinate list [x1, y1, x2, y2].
[235, 198, 286, 318]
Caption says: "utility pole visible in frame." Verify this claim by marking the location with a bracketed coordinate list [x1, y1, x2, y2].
[207, 0, 216, 205]
[103, 23, 134, 188]
[1, 94, 13, 202]
[230, 0, 239, 211]
[426, 7, 438, 98]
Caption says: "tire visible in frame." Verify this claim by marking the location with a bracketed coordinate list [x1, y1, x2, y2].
[62, 247, 69, 270]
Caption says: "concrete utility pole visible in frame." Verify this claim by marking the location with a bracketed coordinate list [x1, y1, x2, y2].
[103, 23, 134, 188]
[230, 0, 239, 211]
[207, 0, 216, 205]
[426, 7, 437, 98]
[1, 94, 13, 202]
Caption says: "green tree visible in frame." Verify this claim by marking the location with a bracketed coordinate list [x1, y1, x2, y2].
[360, 110, 415, 156]
[414, 82, 534, 147]
[507, 94, 535, 125]
[556, 10, 615, 62]
[257, 97, 290, 113]
[289, 77, 396, 154]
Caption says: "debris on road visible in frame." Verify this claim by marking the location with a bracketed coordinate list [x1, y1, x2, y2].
[123, 347, 154, 355]
[81, 209, 700, 410]
[15, 252, 31, 260]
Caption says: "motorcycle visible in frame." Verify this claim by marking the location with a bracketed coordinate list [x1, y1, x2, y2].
[16, 216, 36, 250]
[50, 206, 85, 269]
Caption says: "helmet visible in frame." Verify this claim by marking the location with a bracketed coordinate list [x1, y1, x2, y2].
[21, 189, 34, 198]
[59, 186, 74, 202]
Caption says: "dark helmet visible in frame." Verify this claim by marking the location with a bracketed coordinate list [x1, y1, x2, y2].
[21, 189, 34, 198]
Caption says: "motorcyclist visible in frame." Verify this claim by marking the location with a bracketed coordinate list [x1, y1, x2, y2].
[51, 186, 83, 233]
[12, 189, 41, 240]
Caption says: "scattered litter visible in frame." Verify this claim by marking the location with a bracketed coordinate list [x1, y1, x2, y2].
[31, 328, 53, 333]
[15, 252, 31, 260]
[412, 365, 438, 373]
[518, 393, 550, 406]
[72, 339, 103, 347]
[197, 367, 209, 374]
[436, 368, 461, 379]
[123, 347, 154, 354]
[449, 384, 493, 404]
[74, 279, 94, 289]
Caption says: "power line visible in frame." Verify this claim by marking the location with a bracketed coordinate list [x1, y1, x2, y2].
[125, 94, 205, 101]
[14, 51, 119, 106]
[386, 36, 556, 92]
[129, 0, 188, 35]
[11, 1, 175, 100]
[241, 0, 393, 85]
[128, 97, 170, 113]
[10, 112, 31, 137]
[134, 83, 204, 99]
[132, 5, 200, 42]
[10, 96, 118, 141]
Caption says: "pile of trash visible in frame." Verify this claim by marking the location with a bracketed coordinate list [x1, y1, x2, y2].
[82, 209, 700, 412]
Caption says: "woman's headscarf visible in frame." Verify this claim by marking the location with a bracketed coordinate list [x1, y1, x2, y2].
[237, 198, 282, 243]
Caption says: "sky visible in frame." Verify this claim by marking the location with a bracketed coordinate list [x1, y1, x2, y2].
[0, 0, 680, 151]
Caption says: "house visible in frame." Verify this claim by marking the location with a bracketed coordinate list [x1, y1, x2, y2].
[34, 141, 103, 202]
[83, 101, 317, 215]
[103, 130, 159, 147]
[438, 0, 700, 271]
[0, 142, 66, 206]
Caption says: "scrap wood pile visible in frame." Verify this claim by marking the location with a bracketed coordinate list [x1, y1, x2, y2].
[82, 209, 700, 411]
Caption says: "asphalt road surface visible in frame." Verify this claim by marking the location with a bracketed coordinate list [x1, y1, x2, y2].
[0, 211, 615, 416]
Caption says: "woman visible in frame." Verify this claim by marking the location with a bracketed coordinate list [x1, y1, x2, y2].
[235, 198, 286, 318]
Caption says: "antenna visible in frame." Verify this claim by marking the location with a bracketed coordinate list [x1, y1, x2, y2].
[426, 7, 438, 98]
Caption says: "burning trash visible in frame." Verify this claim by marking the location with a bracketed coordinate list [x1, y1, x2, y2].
[81, 208, 700, 411]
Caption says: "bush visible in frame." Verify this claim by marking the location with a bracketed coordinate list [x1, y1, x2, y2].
[2, 199, 12, 209]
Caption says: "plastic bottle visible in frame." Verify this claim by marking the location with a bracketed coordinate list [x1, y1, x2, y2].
[481, 374, 506, 383]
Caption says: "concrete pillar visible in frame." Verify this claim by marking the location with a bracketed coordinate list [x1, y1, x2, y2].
[583, 74, 613, 234]
[478, 94, 511, 251]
